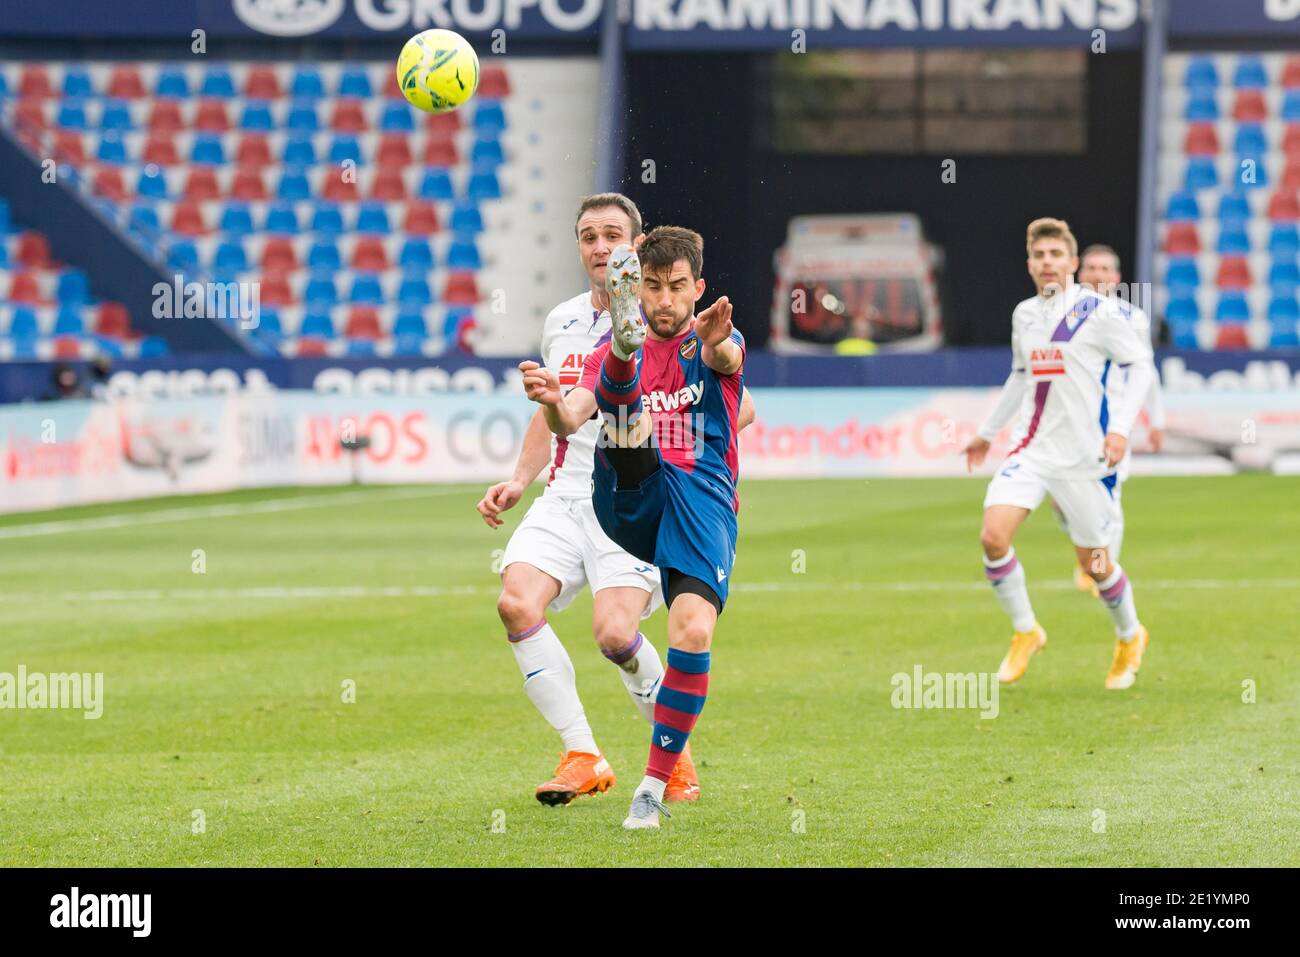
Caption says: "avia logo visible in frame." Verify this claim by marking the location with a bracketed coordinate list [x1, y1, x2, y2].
[1030, 346, 1066, 378]
[646, 381, 704, 413]
[558, 352, 586, 386]
[658, 734, 674, 748]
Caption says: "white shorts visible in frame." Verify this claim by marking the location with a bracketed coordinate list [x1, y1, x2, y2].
[984, 457, 1121, 548]
[501, 494, 662, 616]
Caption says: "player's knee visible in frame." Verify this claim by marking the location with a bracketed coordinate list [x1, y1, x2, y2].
[592, 621, 634, 655]
[496, 589, 541, 633]
[980, 525, 1011, 558]
[671, 622, 712, 654]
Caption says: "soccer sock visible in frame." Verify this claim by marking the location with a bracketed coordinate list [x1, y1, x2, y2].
[508, 620, 598, 755]
[1097, 565, 1140, 640]
[603, 630, 664, 726]
[984, 548, 1037, 633]
[644, 648, 709, 786]
[596, 349, 643, 438]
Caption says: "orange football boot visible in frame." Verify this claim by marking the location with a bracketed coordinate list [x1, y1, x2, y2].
[534, 751, 615, 806]
[665, 742, 701, 802]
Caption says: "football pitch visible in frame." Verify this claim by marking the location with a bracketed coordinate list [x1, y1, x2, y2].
[1, 476, 1296, 867]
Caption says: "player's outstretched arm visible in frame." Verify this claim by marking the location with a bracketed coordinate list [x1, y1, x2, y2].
[519, 360, 596, 438]
[476, 407, 552, 528]
[696, 297, 742, 375]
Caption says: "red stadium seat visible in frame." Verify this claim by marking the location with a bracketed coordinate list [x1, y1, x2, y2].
[53, 336, 83, 359]
[95, 302, 130, 337]
[344, 306, 382, 339]
[376, 133, 413, 167]
[194, 99, 231, 132]
[1183, 124, 1219, 156]
[351, 236, 389, 272]
[231, 167, 268, 201]
[16, 232, 53, 268]
[296, 337, 328, 357]
[19, 65, 55, 98]
[170, 199, 208, 236]
[183, 166, 221, 200]
[478, 66, 510, 98]
[330, 100, 368, 132]
[1233, 90, 1268, 122]
[1165, 223, 1200, 255]
[258, 273, 293, 306]
[15, 99, 49, 131]
[369, 167, 407, 201]
[54, 130, 88, 165]
[1284, 125, 1300, 159]
[402, 201, 440, 235]
[147, 100, 185, 132]
[8, 272, 43, 304]
[321, 173, 359, 202]
[107, 66, 146, 99]
[92, 166, 128, 202]
[425, 111, 461, 136]
[235, 134, 273, 167]
[1214, 324, 1250, 349]
[422, 139, 459, 166]
[1268, 191, 1300, 221]
[1215, 256, 1251, 289]
[260, 237, 298, 273]
[1283, 56, 1300, 89]
[443, 272, 479, 305]
[244, 65, 282, 99]
[143, 133, 180, 166]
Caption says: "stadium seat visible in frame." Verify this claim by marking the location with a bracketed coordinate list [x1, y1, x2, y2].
[214, 239, 249, 273]
[129, 202, 161, 235]
[398, 238, 433, 269]
[1234, 124, 1269, 156]
[1284, 91, 1300, 121]
[344, 306, 382, 339]
[380, 101, 415, 132]
[96, 133, 128, 164]
[1166, 258, 1201, 291]
[195, 99, 231, 131]
[219, 203, 255, 235]
[62, 68, 93, 98]
[1184, 56, 1218, 89]
[259, 274, 293, 306]
[370, 168, 407, 201]
[450, 202, 484, 234]
[135, 164, 169, 198]
[479, 67, 510, 98]
[1269, 260, 1300, 288]
[347, 274, 384, 305]
[245, 66, 282, 99]
[52, 130, 89, 165]
[1218, 192, 1252, 224]
[200, 68, 236, 98]
[418, 168, 455, 200]
[402, 201, 440, 234]
[184, 166, 221, 200]
[15, 100, 49, 132]
[330, 100, 368, 132]
[282, 135, 317, 166]
[307, 240, 342, 271]
[1214, 292, 1250, 323]
[422, 139, 459, 167]
[1268, 224, 1300, 256]
[300, 311, 336, 338]
[1185, 92, 1218, 121]
[1184, 124, 1219, 155]
[467, 171, 501, 200]
[1269, 325, 1300, 347]
[167, 239, 199, 272]
[304, 277, 340, 308]
[296, 337, 328, 357]
[1184, 157, 1218, 190]
[53, 306, 84, 336]
[1165, 222, 1200, 255]
[138, 336, 169, 358]
[7, 308, 40, 338]
[1233, 90, 1268, 122]
[8, 272, 43, 304]
[471, 139, 505, 167]
[1215, 257, 1251, 288]
[1215, 228, 1251, 255]
[19, 65, 55, 99]
[393, 333, 427, 356]
[286, 102, 320, 133]
[1233, 57, 1268, 89]
[377, 134, 413, 167]
[1285, 124, 1300, 157]
[1268, 191, 1300, 220]
[443, 273, 479, 305]
[474, 102, 507, 134]
[56, 270, 90, 305]
[170, 199, 208, 236]
[398, 276, 433, 306]
[191, 133, 226, 165]
[53, 336, 83, 359]
[1283, 56, 1300, 88]
[321, 173, 359, 203]
[277, 169, 312, 201]
[393, 310, 429, 338]
[338, 65, 373, 98]
[239, 101, 275, 132]
[232, 167, 268, 201]
[261, 237, 298, 273]
[16, 232, 52, 269]
[291, 68, 326, 100]
[95, 302, 130, 337]
[425, 111, 461, 136]
[328, 135, 362, 166]
[1214, 324, 1250, 349]
[1267, 294, 1300, 325]
[56, 102, 89, 131]
[344, 337, 377, 356]
[8, 335, 40, 359]
[155, 66, 189, 98]
[236, 134, 273, 167]
[264, 202, 299, 234]
[254, 308, 283, 343]
[311, 203, 345, 234]
[99, 99, 133, 131]
[1166, 296, 1200, 325]
[351, 236, 389, 271]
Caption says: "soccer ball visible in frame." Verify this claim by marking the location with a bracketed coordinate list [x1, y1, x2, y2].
[396, 28, 480, 114]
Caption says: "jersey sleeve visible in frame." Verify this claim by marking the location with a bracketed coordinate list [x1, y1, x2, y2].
[538, 309, 559, 368]
[1098, 300, 1152, 366]
[578, 342, 608, 393]
[726, 329, 746, 374]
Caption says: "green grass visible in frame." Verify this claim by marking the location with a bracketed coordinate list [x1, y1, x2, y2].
[1, 477, 1297, 867]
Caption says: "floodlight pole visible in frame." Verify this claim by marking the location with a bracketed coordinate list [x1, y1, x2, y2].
[1135, 0, 1169, 341]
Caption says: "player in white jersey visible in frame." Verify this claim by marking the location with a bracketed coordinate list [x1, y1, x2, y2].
[476, 193, 754, 805]
[961, 218, 1157, 690]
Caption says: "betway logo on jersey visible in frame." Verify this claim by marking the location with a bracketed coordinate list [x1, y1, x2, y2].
[646, 382, 705, 413]
[557, 352, 586, 387]
[1029, 346, 1066, 377]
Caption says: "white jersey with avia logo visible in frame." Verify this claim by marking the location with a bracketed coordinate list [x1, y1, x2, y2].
[1005, 283, 1153, 479]
[539, 291, 612, 499]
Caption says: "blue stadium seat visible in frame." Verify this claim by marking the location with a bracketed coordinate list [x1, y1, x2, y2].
[1171, 327, 1200, 349]
[393, 334, 427, 356]
[138, 336, 170, 357]
[56, 102, 88, 130]
[397, 276, 433, 306]
[128, 202, 161, 235]
[214, 240, 249, 272]
[328, 135, 362, 166]
[1236, 154, 1269, 188]
[9, 334, 40, 359]
[1215, 227, 1250, 255]
[1283, 91, 1300, 121]
[347, 274, 385, 305]
[471, 139, 504, 167]
[99, 100, 133, 131]
[200, 68, 236, 98]
[57, 270, 90, 305]
[442, 306, 473, 342]
[338, 65, 372, 98]
[307, 240, 342, 270]
[96, 134, 128, 164]
[1267, 295, 1299, 325]
[93, 335, 125, 359]
[1184, 157, 1218, 190]
[286, 101, 320, 133]
[467, 171, 501, 201]
[473, 102, 506, 134]
[1166, 296, 1200, 325]
[1232, 56, 1268, 89]
[136, 166, 168, 199]
[1166, 258, 1201, 291]
[1184, 56, 1218, 90]
[219, 203, 254, 235]
[354, 202, 390, 234]
[254, 308, 283, 343]
[1269, 260, 1300, 288]
[446, 236, 482, 270]
[418, 168, 454, 200]
[304, 277, 340, 307]
[300, 311, 336, 338]
[167, 239, 199, 272]
[291, 68, 326, 100]
[264, 202, 300, 234]
[345, 338, 377, 356]
[1185, 92, 1219, 121]
[277, 169, 313, 201]
[155, 66, 189, 98]
[310, 203, 344, 234]
[393, 310, 429, 338]
[62, 68, 93, 98]
[240, 101, 275, 132]
[191, 134, 226, 165]
[1268, 225, 1300, 257]
[282, 135, 317, 166]
[1218, 192, 1251, 223]
[53, 306, 84, 336]
[398, 238, 433, 270]
[1215, 292, 1250, 323]
[450, 201, 484, 234]
[380, 101, 415, 132]
[1233, 124, 1268, 156]
[7, 308, 39, 339]
[1270, 326, 1300, 348]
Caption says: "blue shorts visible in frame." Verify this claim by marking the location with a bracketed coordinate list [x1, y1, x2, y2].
[592, 447, 738, 610]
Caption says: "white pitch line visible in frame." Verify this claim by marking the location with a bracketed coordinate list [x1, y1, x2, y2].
[0, 486, 462, 540]
[0, 579, 1296, 603]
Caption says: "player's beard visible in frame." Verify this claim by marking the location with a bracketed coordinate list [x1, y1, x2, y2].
[647, 305, 691, 339]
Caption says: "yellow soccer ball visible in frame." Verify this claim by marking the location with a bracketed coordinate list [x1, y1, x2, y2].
[396, 29, 479, 114]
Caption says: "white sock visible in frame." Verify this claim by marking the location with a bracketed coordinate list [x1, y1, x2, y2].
[509, 620, 598, 754]
[636, 774, 667, 802]
[606, 631, 664, 725]
[1097, 566, 1140, 640]
[984, 548, 1037, 633]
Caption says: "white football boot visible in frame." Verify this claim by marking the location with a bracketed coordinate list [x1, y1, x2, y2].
[606, 244, 646, 360]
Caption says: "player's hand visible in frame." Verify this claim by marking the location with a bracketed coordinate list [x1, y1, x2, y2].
[962, 436, 991, 472]
[476, 479, 524, 528]
[1148, 428, 1165, 453]
[695, 296, 734, 348]
[518, 360, 563, 406]
[1103, 432, 1128, 468]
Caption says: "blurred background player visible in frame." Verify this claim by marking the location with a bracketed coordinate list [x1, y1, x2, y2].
[522, 228, 746, 829]
[962, 218, 1157, 690]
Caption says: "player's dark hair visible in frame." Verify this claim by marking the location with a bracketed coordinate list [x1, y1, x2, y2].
[1080, 244, 1121, 270]
[639, 226, 704, 281]
[575, 193, 643, 240]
